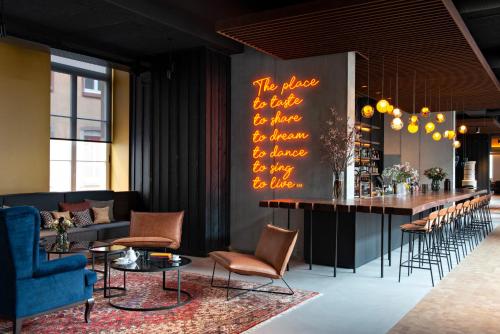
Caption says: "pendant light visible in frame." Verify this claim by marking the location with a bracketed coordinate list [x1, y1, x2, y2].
[435, 87, 445, 123]
[432, 132, 442, 141]
[420, 78, 430, 117]
[392, 55, 402, 119]
[408, 71, 419, 134]
[453, 140, 461, 148]
[458, 100, 467, 134]
[361, 52, 374, 118]
[447, 130, 456, 140]
[425, 122, 435, 133]
[386, 79, 394, 115]
[391, 117, 404, 131]
[376, 56, 389, 113]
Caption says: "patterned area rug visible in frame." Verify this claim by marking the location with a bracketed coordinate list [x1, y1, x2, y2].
[0, 270, 318, 333]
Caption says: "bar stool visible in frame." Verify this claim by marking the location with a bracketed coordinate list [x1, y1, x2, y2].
[398, 211, 439, 286]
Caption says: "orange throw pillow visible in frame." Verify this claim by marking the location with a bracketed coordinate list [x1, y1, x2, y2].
[92, 206, 111, 224]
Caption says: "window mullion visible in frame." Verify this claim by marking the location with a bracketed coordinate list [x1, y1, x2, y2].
[71, 74, 77, 191]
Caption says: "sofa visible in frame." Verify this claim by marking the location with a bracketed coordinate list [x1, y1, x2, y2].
[0, 190, 139, 244]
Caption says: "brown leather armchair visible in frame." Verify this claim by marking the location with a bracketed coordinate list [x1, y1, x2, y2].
[113, 211, 184, 250]
[209, 224, 298, 300]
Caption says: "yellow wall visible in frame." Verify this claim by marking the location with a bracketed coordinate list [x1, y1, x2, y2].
[0, 41, 50, 195]
[111, 69, 130, 191]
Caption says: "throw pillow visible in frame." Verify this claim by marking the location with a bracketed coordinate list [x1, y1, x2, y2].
[51, 211, 72, 221]
[92, 206, 111, 224]
[72, 209, 93, 227]
[40, 211, 54, 229]
[59, 201, 90, 212]
[85, 199, 115, 221]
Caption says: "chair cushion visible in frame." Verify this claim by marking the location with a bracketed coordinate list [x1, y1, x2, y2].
[209, 251, 280, 279]
[112, 236, 179, 249]
[401, 223, 429, 231]
[84, 269, 97, 286]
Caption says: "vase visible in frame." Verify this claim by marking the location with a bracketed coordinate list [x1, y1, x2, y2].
[56, 231, 69, 250]
[431, 179, 441, 191]
[332, 171, 344, 200]
[394, 182, 407, 197]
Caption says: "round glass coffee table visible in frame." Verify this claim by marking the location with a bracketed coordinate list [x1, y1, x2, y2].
[109, 255, 192, 311]
[89, 244, 127, 298]
[44, 240, 106, 260]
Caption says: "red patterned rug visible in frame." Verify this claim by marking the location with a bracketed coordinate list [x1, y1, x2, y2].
[0, 270, 318, 333]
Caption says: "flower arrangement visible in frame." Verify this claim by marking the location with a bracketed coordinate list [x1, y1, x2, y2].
[382, 162, 419, 184]
[424, 167, 447, 181]
[47, 217, 73, 234]
[320, 107, 358, 178]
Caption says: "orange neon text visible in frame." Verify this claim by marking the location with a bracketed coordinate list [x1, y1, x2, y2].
[270, 162, 294, 179]
[252, 160, 267, 173]
[281, 76, 319, 95]
[270, 110, 302, 126]
[253, 77, 278, 97]
[253, 113, 268, 126]
[252, 146, 267, 159]
[270, 129, 309, 142]
[252, 96, 267, 110]
[270, 177, 303, 189]
[252, 176, 267, 189]
[269, 145, 308, 158]
[252, 130, 267, 143]
[269, 93, 303, 109]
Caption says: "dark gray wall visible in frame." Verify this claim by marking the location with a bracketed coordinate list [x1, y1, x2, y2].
[230, 47, 355, 253]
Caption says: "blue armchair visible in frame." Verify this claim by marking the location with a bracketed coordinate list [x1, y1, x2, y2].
[0, 206, 97, 334]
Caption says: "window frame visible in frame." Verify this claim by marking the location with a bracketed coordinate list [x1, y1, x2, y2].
[50, 62, 111, 143]
[82, 77, 102, 97]
[50, 61, 112, 192]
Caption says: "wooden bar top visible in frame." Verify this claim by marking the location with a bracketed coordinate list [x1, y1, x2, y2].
[259, 189, 487, 215]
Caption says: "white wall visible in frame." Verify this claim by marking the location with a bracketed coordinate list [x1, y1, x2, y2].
[383, 111, 456, 187]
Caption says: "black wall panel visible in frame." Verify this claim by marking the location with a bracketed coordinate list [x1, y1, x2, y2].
[455, 133, 490, 191]
[130, 47, 230, 256]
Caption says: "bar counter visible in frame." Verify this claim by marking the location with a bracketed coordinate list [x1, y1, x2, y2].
[259, 189, 487, 277]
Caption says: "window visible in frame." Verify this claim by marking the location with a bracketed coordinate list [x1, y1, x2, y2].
[49, 54, 111, 192]
[83, 78, 102, 96]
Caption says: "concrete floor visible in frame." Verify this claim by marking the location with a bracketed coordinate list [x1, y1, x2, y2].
[184, 205, 500, 334]
[185, 244, 433, 334]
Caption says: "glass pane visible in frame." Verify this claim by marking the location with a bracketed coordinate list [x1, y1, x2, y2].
[50, 116, 71, 139]
[76, 141, 107, 162]
[50, 71, 71, 117]
[50, 161, 72, 192]
[77, 76, 107, 120]
[50, 140, 72, 160]
[76, 119, 108, 141]
[76, 161, 107, 190]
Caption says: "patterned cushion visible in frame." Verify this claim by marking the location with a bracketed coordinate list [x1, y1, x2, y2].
[72, 209, 93, 227]
[92, 206, 111, 224]
[71, 209, 93, 227]
[59, 201, 90, 212]
[40, 211, 54, 229]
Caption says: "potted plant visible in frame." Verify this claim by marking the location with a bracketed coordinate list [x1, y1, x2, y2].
[382, 162, 419, 196]
[47, 217, 73, 249]
[424, 167, 447, 191]
[320, 107, 357, 199]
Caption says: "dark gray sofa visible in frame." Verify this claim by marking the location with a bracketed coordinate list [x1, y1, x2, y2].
[0, 190, 139, 243]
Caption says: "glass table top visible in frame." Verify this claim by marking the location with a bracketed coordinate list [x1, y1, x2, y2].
[110, 256, 191, 272]
[44, 240, 114, 254]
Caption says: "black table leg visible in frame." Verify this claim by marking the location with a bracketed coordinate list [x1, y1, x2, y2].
[309, 210, 313, 270]
[381, 213, 385, 278]
[388, 214, 392, 266]
[334, 210, 339, 277]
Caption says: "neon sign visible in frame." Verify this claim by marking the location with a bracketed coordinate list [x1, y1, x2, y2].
[251, 75, 319, 190]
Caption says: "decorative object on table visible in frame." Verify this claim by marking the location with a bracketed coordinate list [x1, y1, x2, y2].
[462, 161, 477, 189]
[382, 162, 419, 197]
[47, 217, 73, 249]
[320, 107, 357, 200]
[444, 178, 451, 191]
[424, 167, 447, 191]
[421, 184, 429, 193]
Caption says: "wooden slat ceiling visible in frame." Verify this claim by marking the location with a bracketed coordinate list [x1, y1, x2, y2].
[216, 0, 500, 113]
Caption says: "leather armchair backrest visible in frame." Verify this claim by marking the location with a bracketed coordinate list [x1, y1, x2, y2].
[130, 211, 184, 245]
[0, 206, 40, 281]
[254, 224, 298, 277]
